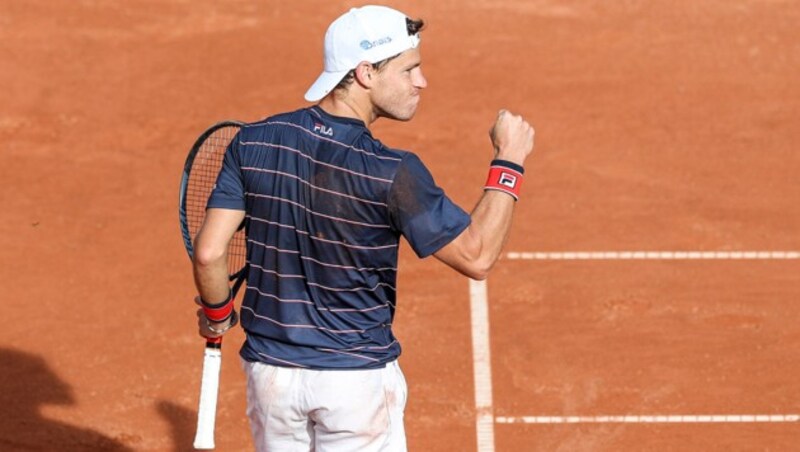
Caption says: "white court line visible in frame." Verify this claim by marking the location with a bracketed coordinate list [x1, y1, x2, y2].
[469, 279, 495, 452]
[506, 251, 800, 260]
[496, 414, 800, 424]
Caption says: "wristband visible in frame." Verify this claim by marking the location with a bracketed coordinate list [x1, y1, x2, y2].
[206, 310, 239, 334]
[200, 291, 234, 323]
[484, 159, 524, 200]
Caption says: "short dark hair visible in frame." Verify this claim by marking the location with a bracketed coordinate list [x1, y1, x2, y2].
[334, 18, 426, 91]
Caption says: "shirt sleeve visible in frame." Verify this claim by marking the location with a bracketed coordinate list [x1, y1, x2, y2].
[388, 153, 471, 258]
[207, 132, 246, 211]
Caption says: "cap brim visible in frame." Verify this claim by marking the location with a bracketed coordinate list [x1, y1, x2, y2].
[304, 70, 350, 102]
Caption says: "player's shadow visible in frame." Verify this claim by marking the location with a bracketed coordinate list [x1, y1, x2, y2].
[156, 400, 196, 451]
[0, 348, 133, 451]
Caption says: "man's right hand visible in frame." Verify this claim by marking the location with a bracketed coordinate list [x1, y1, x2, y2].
[195, 296, 237, 339]
[489, 109, 535, 166]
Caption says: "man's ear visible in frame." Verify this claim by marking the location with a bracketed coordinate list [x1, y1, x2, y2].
[353, 61, 375, 88]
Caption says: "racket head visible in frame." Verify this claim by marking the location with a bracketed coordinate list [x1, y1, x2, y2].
[179, 121, 247, 297]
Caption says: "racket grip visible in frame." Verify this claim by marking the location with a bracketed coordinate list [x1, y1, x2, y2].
[193, 342, 222, 449]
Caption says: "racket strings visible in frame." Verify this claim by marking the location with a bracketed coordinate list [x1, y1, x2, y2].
[186, 126, 247, 278]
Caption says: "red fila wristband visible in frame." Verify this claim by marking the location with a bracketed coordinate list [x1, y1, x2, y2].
[201, 291, 234, 323]
[484, 159, 524, 200]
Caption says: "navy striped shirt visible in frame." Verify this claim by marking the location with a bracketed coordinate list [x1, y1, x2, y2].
[208, 106, 470, 369]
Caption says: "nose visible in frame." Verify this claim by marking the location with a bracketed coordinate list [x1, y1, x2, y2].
[412, 68, 427, 89]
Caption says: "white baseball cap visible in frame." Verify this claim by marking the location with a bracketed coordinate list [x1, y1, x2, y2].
[304, 5, 421, 102]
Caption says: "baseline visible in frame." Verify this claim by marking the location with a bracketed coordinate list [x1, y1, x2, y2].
[496, 414, 800, 424]
[506, 251, 800, 260]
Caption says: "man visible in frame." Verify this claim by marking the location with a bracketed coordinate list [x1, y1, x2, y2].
[192, 5, 534, 451]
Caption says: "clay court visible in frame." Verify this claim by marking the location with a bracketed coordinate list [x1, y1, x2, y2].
[2, 0, 799, 450]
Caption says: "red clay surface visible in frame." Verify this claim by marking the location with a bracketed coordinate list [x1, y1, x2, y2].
[2, 1, 799, 451]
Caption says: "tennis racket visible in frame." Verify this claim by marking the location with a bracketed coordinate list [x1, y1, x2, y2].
[178, 120, 246, 450]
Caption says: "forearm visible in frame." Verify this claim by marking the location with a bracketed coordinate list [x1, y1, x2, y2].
[193, 254, 236, 335]
[193, 257, 231, 304]
[464, 189, 517, 272]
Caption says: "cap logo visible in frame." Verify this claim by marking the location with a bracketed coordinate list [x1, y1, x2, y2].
[360, 36, 393, 50]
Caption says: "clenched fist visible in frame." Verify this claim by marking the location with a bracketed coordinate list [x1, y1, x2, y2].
[489, 110, 535, 166]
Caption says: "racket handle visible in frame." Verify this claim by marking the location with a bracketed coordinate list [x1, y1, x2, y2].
[194, 341, 222, 449]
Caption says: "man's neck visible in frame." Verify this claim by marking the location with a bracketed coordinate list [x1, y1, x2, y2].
[317, 94, 375, 127]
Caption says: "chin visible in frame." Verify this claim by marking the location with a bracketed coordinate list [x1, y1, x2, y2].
[399, 104, 420, 121]
[382, 109, 416, 122]
[397, 112, 416, 122]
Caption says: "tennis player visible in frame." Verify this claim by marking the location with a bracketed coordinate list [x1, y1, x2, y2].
[192, 5, 534, 451]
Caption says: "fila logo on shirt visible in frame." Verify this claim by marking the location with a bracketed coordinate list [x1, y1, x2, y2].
[313, 122, 334, 137]
[499, 172, 517, 188]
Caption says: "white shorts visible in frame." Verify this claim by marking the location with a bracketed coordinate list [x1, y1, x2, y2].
[242, 358, 408, 452]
